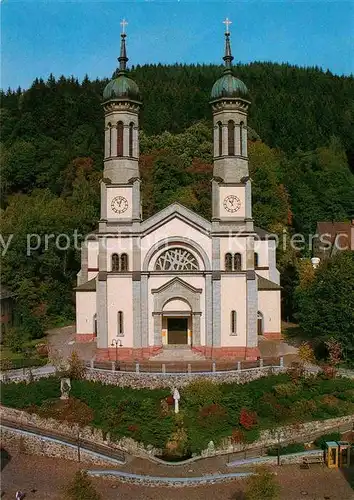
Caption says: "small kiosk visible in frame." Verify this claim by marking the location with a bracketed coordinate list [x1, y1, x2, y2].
[338, 441, 351, 468]
[324, 441, 339, 469]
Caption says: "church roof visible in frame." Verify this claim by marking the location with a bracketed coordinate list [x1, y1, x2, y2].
[254, 226, 277, 240]
[257, 275, 281, 291]
[75, 278, 96, 292]
[316, 221, 353, 249]
[211, 73, 248, 101]
[103, 75, 140, 102]
[141, 202, 211, 235]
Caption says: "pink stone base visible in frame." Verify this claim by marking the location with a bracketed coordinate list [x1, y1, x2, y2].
[75, 334, 96, 343]
[192, 346, 261, 361]
[262, 332, 283, 340]
[95, 346, 163, 361]
[94, 345, 261, 361]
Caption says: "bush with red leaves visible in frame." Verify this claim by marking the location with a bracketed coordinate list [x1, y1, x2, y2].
[198, 403, 228, 428]
[239, 408, 258, 430]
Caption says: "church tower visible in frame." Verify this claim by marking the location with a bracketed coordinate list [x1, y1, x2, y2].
[100, 22, 142, 225]
[210, 22, 252, 227]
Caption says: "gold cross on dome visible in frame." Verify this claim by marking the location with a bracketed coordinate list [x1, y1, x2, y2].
[120, 18, 128, 34]
[223, 17, 232, 34]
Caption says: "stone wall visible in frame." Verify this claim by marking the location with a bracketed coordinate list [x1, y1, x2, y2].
[201, 414, 354, 458]
[1, 405, 352, 463]
[1, 365, 285, 389]
[227, 450, 324, 468]
[0, 406, 161, 459]
[83, 366, 284, 390]
[1, 427, 122, 466]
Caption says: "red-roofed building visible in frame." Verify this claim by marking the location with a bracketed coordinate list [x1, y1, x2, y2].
[313, 221, 354, 260]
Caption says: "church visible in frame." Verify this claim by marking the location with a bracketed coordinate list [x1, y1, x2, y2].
[75, 24, 281, 361]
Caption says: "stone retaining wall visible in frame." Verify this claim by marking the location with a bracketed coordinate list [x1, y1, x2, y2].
[201, 414, 354, 458]
[1, 426, 122, 467]
[1, 405, 352, 462]
[83, 366, 284, 389]
[1, 365, 285, 388]
[0, 406, 161, 458]
[227, 449, 324, 468]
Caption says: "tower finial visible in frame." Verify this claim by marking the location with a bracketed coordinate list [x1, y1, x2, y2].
[222, 18, 234, 71]
[120, 18, 128, 34]
[223, 17, 232, 34]
[118, 19, 129, 72]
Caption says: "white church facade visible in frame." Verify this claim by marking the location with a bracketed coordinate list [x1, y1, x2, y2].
[75, 27, 281, 361]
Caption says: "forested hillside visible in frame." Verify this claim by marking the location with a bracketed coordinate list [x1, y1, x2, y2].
[1, 62, 354, 337]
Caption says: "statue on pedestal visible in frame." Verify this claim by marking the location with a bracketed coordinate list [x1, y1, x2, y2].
[173, 388, 180, 414]
[60, 378, 71, 400]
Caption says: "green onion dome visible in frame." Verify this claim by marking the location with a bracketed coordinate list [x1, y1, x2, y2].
[103, 32, 141, 102]
[211, 31, 248, 101]
[211, 70, 248, 100]
[103, 74, 140, 101]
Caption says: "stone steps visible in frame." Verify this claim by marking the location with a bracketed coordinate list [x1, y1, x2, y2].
[150, 347, 206, 362]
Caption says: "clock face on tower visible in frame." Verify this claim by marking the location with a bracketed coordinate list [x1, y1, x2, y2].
[223, 195, 241, 213]
[111, 196, 129, 214]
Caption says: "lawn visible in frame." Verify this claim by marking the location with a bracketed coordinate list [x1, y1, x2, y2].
[0, 337, 48, 370]
[1, 373, 354, 456]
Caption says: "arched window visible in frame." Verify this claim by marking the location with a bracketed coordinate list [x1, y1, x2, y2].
[231, 310, 237, 335]
[218, 122, 222, 156]
[117, 121, 124, 157]
[257, 311, 263, 336]
[120, 253, 128, 271]
[254, 252, 259, 268]
[155, 248, 199, 271]
[228, 120, 235, 156]
[112, 253, 120, 272]
[129, 122, 134, 157]
[93, 313, 97, 337]
[234, 253, 242, 271]
[225, 253, 233, 271]
[117, 311, 124, 336]
[240, 121, 244, 156]
[107, 123, 112, 157]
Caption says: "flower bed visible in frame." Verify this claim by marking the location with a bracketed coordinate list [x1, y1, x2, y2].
[1, 372, 354, 455]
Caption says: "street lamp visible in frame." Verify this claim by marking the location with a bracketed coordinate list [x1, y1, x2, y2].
[111, 338, 123, 370]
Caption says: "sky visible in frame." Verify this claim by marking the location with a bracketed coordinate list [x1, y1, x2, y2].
[1, 0, 353, 90]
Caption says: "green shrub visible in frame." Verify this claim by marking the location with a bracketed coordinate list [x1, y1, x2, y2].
[0, 377, 60, 408]
[65, 471, 101, 500]
[3, 328, 28, 353]
[314, 432, 341, 449]
[182, 378, 222, 407]
[274, 383, 300, 398]
[267, 442, 306, 456]
[340, 389, 354, 402]
[245, 466, 280, 500]
[244, 428, 260, 443]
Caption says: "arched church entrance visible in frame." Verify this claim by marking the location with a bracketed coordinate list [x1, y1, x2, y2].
[162, 299, 191, 345]
[151, 277, 202, 347]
